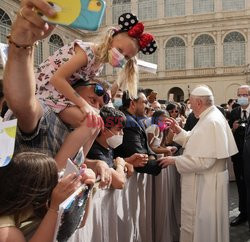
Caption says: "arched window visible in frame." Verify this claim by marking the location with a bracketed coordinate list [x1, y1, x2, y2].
[193, 0, 214, 14]
[194, 34, 215, 68]
[34, 41, 43, 67]
[165, 0, 185, 17]
[168, 87, 184, 102]
[138, 0, 157, 20]
[0, 9, 11, 43]
[49, 34, 64, 56]
[223, 32, 245, 66]
[112, 0, 131, 24]
[138, 51, 158, 65]
[222, 0, 245, 11]
[166, 37, 186, 70]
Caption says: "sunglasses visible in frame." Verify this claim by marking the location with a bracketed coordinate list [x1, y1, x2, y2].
[82, 83, 110, 105]
[170, 110, 179, 113]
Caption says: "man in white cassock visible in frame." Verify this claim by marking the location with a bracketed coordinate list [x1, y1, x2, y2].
[159, 85, 238, 242]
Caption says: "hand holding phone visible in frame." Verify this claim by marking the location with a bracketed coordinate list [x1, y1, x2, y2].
[40, 0, 106, 31]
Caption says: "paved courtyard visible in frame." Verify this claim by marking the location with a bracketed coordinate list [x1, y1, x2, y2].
[230, 182, 250, 242]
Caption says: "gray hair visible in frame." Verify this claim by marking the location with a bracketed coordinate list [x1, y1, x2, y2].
[237, 85, 250, 95]
[192, 95, 214, 107]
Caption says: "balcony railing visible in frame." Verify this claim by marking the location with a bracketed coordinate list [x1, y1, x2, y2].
[138, 66, 246, 80]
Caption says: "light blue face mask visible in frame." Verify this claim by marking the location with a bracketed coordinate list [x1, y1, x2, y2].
[113, 98, 123, 109]
[237, 96, 249, 106]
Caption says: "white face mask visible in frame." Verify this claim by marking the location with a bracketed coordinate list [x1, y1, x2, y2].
[106, 129, 123, 149]
[113, 98, 123, 109]
[237, 96, 249, 106]
[108, 48, 127, 68]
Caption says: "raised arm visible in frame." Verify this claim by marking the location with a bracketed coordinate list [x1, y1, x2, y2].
[3, 0, 55, 133]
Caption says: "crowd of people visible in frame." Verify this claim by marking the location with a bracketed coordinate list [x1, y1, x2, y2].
[0, 0, 250, 242]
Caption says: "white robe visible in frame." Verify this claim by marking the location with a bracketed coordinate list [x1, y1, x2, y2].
[173, 106, 238, 242]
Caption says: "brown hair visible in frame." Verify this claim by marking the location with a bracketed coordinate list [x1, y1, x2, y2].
[0, 152, 58, 217]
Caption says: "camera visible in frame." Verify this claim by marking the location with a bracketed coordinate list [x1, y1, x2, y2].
[238, 119, 248, 128]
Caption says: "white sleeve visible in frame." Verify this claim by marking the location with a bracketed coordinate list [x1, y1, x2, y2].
[146, 124, 157, 134]
[173, 129, 190, 147]
[174, 155, 216, 174]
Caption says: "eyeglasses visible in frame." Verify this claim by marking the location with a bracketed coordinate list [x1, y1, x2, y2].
[170, 110, 179, 113]
[83, 83, 110, 105]
[238, 94, 249, 97]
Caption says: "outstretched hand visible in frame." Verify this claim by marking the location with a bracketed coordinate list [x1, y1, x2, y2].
[95, 161, 112, 189]
[10, 0, 56, 47]
[50, 173, 82, 211]
[158, 156, 175, 168]
[80, 164, 96, 186]
[126, 153, 148, 167]
[167, 117, 182, 134]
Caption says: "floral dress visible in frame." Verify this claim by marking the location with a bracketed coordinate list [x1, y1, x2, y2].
[35, 40, 103, 113]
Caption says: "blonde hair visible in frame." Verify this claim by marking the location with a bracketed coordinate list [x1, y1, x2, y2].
[95, 27, 139, 98]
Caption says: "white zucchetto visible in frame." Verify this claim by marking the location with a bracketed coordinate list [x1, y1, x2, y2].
[191, 85, 213, 96]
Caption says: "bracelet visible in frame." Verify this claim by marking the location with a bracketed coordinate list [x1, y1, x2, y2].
[6, 35, 38, 50]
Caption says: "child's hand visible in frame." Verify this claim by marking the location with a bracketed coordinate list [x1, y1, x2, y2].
[80, 167, 96, 186]
[163, 146, 177, 156]
[49, 173, 82, 211]
[80, 102, 96, 116]
[95, 161, 112, 189]
[114, 157, 126, 168]
[80, 104, 104, 130]
[125, 162, 134, 177]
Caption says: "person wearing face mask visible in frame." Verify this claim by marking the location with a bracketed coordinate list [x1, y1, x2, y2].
[228, 85, 250, 227]
[243, 90, 250, 231]
[32, 11, 157, 150]
[86, 106, 126, 189]
[112, 89, 123, 109]
[114, 90, 174, 176]
[146, 110, 177, 158]
[159, 85, 237, 242]
[87, 107, 148, 189]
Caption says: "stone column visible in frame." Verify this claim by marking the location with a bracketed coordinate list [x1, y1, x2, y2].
[105, 0, 112, 26]
[186, 33, 193, 69]
[186, 0, 193, 15]
[214, 0, 222, 12]
[157, 37, 165, 73]
[131, 0, 138, 15]
[246, 0, 250, 10]
[246, 29, 250, 65]
[158, 0, 165, 19]
[216, 31, 223, 67]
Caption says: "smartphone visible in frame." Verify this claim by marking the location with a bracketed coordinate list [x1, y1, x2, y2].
[63, 158, 80, 177]
[41, 0, 106, 31]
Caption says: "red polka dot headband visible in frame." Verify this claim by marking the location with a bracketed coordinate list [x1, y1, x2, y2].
[116, 13, 157, 55]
